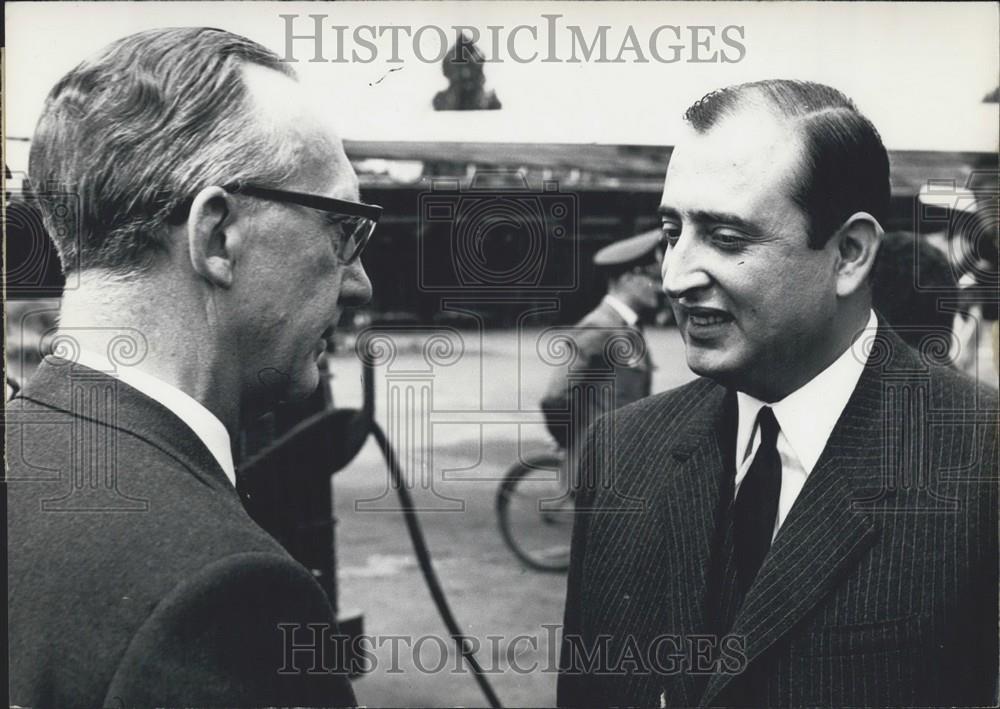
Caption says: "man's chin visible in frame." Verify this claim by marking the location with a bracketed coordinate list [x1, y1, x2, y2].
[257, 366, 321, 404]
[685, 349, 738, 386]
[289, 368, 323, 402]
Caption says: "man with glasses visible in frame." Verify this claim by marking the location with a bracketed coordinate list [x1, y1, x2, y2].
[8, 28, 375, 707]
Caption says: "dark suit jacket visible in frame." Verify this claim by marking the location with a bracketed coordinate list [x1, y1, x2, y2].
[7, 358, 357, 708]
[541, 300, 653, 449]
[558, 325, 998, 707]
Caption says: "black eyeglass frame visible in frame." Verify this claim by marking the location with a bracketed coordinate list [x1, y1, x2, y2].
[223, 181, 382, 264]
[223, 182, 382, 222]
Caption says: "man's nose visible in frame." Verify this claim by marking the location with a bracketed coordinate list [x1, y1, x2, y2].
[338, 260, 373, 307]
[661, 235, 711, 300]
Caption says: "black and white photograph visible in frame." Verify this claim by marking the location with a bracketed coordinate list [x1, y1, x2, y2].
[4, 2, 999, 707]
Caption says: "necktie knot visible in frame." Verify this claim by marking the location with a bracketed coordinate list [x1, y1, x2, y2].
[757, 406, 779, 448]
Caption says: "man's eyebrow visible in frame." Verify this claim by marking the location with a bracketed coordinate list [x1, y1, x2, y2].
[658, 206, 761, 234]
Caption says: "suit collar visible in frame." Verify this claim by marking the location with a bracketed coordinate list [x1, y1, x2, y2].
[73, 348, 236, 486]
[588, 299, 642, 332]
[18, 357, 237, 495]
[602, 294, 640, 327]
[588, 299, 628, 327]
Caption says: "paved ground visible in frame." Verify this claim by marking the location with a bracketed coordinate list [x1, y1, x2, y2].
[327, 326, 695, 708]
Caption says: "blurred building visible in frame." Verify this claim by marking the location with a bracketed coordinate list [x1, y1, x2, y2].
[6, 137, 998, 330]
[345, 141, 998, 328]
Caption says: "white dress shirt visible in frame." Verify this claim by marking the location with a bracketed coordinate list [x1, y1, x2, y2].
[734, 310, 877, 540]
[603, 294, 640, 327]
[74, 349, 236, 487]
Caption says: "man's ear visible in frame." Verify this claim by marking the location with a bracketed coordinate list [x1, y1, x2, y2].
[187, 186, 239, 288]
[833, 211, 883, 297]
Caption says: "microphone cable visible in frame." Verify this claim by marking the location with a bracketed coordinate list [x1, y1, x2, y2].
[371, 421, 504, 709]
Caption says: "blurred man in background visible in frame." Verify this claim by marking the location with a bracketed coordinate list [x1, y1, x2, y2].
[946, 190, 1000, 379]
[872, 230, 957, 351]
[559, 79, 997, 708]
[8, 28, 375, 707]
[540, 230, 662, 455]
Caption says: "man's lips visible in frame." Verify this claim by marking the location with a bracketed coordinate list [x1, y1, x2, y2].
[680, 306, 733, 325]
[677, 306, 734, 333]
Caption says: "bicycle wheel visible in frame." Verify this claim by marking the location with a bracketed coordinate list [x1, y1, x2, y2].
[496, 452, 575, 572]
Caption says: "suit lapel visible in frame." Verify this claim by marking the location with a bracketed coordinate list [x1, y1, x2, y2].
[652, 385, 735, 706]
[700, 343, 889, 706]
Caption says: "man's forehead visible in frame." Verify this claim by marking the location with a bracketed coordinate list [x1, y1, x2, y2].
[241, 64, 357, 199]
[242, 64, 330, 127]
[661, 109, 804, 212]
[292, 132, 357, 201]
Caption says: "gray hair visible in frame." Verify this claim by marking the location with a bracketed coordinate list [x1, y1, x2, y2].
[29, 27, 300, 275]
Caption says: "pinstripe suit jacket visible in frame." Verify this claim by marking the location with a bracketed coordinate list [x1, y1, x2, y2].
[558, 325, 998, 707]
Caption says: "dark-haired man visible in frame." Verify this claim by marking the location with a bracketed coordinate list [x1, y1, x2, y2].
[558, 80, 998, 707]
[7, 28, 375, 707]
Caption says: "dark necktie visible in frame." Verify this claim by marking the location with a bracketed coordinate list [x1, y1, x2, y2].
[734, 406, 782, 596]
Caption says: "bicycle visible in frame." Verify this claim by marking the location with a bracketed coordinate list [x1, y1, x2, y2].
[495, 446, 576, 572]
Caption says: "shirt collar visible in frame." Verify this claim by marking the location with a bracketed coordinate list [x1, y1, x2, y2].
[735, 309, 877, 474]
[74, 349, 236, 487]
[602, 294, 640, 326]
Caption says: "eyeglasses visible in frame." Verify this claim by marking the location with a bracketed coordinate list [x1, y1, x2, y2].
[224, 182, 382, 264]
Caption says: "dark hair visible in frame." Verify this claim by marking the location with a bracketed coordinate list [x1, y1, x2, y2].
[684, 79, 890, 249]
[29, 27, 298, 275]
